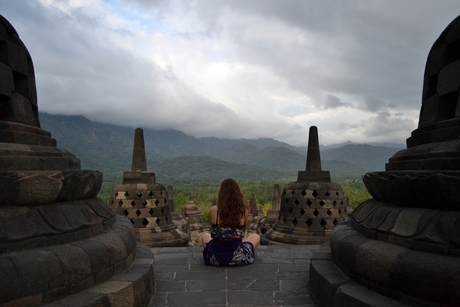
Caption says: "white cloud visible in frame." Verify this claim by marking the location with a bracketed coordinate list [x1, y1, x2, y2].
[2, 0, 459, 147]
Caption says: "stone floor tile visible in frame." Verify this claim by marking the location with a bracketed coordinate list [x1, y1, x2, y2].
[167, 290, 227, 306]
[227, 269, 276, 281]
[279, 280, 309, 293]
[274, 292, 315, 305]
[156, 281, 186, 292]
[155, 264, 190, 272]
[261, 257, 295, 264]
[227, 290, 274, 305]
[186, 257, 204, 265]
[154, 252, 193, 260]
[186, 279, 227, 291]
[278, 264, 309, 272]
[275, 271, 307, 280]
[227, 279, 279, 291]
[155, 271, 175, 282]
[149, 291, 166, 306]
[156, 247, 189, 253]
[175, 270, 226, 281]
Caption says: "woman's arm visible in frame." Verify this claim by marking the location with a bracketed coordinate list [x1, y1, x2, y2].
[243, 208, 249, 233]
[209, 206, 218, 225]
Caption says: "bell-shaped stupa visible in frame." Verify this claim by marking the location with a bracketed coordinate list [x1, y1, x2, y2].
[0, 15, 154, 306]
[261, 126, 348, 245]
[310, 15, 460, 307]
[110, 128, 190, 247]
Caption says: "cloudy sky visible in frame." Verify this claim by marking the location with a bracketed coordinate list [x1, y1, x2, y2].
[2, 1, 459, 146]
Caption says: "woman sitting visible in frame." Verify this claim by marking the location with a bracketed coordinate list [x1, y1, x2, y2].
[202, 178, 260, 266]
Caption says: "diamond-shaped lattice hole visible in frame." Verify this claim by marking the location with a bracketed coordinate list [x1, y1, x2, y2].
[338, 209, 342, 215]
[320, 219, 327, 229]
[319, 200, 325, 207]
[130, 220, 134, 225]
[307, 199, 312, 207]
[325, 191, 330, 197]
[149, 209, 154, 215]
[336, 191, 340, 197]
[165, 198, 168, 203]
[301, 190, 307, 197]
[114, 192, 118, 197]
[142, 218, 149, 227]
[149, 191, 154, 197]
[124, 192, 129, 197]
[291, 190, 295, 196]
[161, 208, 165, 214]
[313, 209, 319, 217]
[292, 218, 298, 227]
[332, 200, 337, 206]
[333, 219, 339, 226]
[136, 209, 141, 217]
[118, 200, 123, 206]
[131, 201, 136, 206]
[312, 190, 318, 198]
[142, 200, 148, 207]
[137, 192, 142, 198]
[294, 199, 300, 206]
[122, 209, 129, 217]
[327, 209, 332, 216]
[306, 219, 313, 228]
[282, 217, 287, 225]
[155, 199, 160, 206]
[300, 208, 306, 216]
[288, 207, 293, 215]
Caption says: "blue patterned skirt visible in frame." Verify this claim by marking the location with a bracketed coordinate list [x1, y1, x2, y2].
[203, 239, 255, 266]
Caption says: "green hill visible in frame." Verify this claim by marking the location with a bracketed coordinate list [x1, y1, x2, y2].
[38, 112, 399, 181]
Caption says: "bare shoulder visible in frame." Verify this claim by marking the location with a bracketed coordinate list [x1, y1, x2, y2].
[209, 206, 217, 213]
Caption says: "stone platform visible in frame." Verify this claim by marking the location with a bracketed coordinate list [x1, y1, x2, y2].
[150, 245, 320, 306]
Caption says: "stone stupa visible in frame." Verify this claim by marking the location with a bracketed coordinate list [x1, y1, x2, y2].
[257, 184, 281, 235]
[109, 128, 190, 247]
[0, 15, 154, 306]
[182, 195, 204, 231]
[261, 126, 348, 245]
[310, 15, 460, 307]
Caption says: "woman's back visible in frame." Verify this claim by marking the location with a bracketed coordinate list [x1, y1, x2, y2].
[202, 178, 260, 266]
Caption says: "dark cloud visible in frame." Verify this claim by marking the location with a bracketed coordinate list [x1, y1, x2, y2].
[323, 94, 349, 110]
[2, 0, 458, 146]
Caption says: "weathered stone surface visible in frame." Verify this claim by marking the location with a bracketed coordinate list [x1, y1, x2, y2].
[110, 128, 190, 247]
[0, 15, 153, 306]
[0, 170, 102, 206]
[364, 170, 460, 210]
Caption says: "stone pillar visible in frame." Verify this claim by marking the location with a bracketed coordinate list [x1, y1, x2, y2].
[310, 15, 460, 307]
[261, 126, 347, 245]
[167, 185, 175, 212]
[273, 183, 281, 211]
[182, 196, 204, 231]
[0, 15, 154, 306]
[110, 128, 189, 247]
[257, 184, 281, 235]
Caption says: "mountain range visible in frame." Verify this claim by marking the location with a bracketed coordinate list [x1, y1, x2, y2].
[38, 112, 404, 182]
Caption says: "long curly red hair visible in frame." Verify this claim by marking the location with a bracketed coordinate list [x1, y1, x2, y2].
[217, 178, 248, 228]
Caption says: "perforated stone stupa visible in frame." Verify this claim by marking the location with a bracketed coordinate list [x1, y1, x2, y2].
[110, 128, 190, 247]
[0, 15, 154, 306]
[310, 15, 460, 307]
[261, 126, 347, 245]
